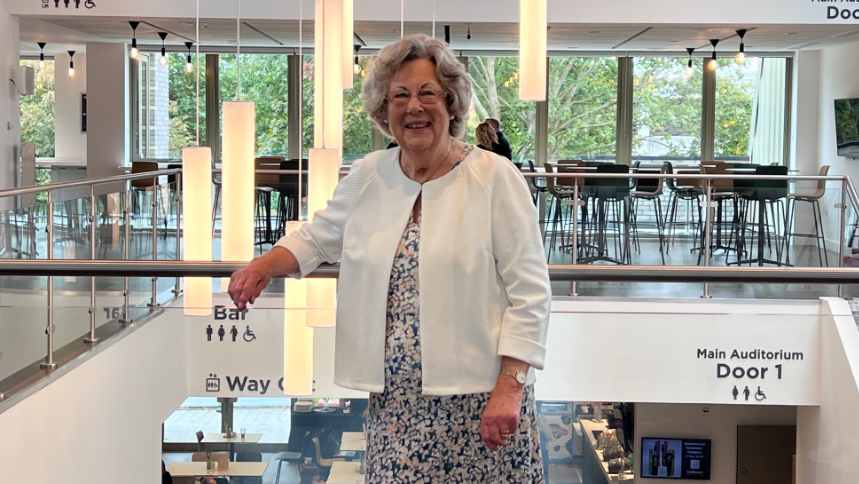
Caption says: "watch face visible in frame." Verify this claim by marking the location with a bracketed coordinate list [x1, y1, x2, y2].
[516, 372, 527, 384]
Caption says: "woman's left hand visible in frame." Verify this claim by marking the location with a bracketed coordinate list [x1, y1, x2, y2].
[480, 381, 524, 451]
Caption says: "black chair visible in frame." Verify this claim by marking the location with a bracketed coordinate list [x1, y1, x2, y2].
[580, 163, 631, 265]
[275, 159, 309, 237]
[631, 163, 667, 264]
[526, 160, 547, 206]
[664, 162, 703, 252]
[732, 165, 788, 266]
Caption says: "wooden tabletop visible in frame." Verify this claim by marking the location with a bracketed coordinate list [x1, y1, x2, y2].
[167, 461, 269, 477]
[327, 461, 365, 484]
[340, 432, 367, 452]
[203, 432, 263, 443]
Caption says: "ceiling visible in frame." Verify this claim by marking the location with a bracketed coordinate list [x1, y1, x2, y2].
[18, 16, 859, 54]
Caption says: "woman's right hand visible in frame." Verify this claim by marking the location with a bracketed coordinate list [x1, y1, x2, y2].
[228, 258, 274, 311]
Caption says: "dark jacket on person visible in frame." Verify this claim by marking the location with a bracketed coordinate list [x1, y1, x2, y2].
[491, 131, 514, 160]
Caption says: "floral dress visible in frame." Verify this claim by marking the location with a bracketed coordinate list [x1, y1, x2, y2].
[365, 149, 544, 483]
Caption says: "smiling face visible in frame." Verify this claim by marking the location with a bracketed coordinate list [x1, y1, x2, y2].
[386, 58, 452, 153]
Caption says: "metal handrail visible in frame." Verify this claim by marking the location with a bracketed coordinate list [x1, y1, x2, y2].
[0, 260, 857, 284]
[0, 169, 180, 198]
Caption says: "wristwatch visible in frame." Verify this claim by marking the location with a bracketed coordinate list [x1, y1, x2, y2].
[500, 368, 527, 385]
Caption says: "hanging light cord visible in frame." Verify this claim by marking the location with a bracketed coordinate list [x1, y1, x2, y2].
[400, 0, 404, 39]
[298, 0, 303, 220]
[195, 0, 200, 146]
[236, 0, 242, 101]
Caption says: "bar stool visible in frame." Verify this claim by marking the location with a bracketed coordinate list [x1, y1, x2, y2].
[255, 156, 283, 246]
[665, 163, 703, 253]
[631, 163, 667, 265]
[275, 159, 308, 237]
[543, 162, 574, 258]
[784, 165, 830, 267]
[732, 165, 788, 266]
[580, 163, 631, 265]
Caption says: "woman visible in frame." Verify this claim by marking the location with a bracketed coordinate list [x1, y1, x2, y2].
[229, 34, 550, 483]
[476, 121, 499, 152]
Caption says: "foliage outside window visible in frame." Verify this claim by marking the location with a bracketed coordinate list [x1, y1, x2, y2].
[548, 57, 617, 162]
[135, 53, 206, 160]
[632, 57, 702, 161]
[468, 56, 535, 162]
[19, 59, 55, 159]
[715, 57, 786, 164]
[343, 57, 373, 162]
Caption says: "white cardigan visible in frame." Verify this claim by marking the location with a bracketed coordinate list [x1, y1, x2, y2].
[275, 147, 551, 395]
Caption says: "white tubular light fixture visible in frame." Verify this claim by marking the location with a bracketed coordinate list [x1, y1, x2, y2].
[220, 101, 256, 292]
[283, 221, 314, 396]
[182, 147, 213, 316]
[342, 0, 354, 88]
[306, 148, 339, 328]
[519, 0, 547, 101]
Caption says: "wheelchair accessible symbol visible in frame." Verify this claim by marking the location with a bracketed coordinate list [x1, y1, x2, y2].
[755, 386, 766, 402]
[243, 325, 257, 342]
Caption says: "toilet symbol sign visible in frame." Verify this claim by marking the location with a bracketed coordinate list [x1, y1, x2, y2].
[730, 385, 767, 402]
[205, 322, 256, 343]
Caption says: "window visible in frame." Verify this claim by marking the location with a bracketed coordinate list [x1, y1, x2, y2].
[715, 57, 787, 164]
[343, 56, 373, 162]
[467, 56, 535, 162]
[133, 53, 206, 160]
[633, 57, 703, 163]
[219, 54, 289, 157]
[19, 59, 55, 159]
[548, 57, 618, 162]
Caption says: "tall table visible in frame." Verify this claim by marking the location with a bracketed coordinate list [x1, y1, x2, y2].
[204, 432, 263, 461]
[167, 461, 269, 478]
[328, 461, 365, 484]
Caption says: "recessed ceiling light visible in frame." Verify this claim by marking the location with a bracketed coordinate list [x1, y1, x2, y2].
[669, 40, 679, 43]
[183, 22, 209, 28]
[787, 32, 798, 35]
[590, 31, 600, 34]
[568, 46, 579, 49]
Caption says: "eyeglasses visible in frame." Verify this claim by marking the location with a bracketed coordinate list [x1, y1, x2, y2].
[385, 89, 448, 106]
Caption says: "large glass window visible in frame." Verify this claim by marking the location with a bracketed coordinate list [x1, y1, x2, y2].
[467, 56, 535, 162]
[219, 54, 288, 157]
[548, 57, 618, 162]
[19, 59, 55, 159]
[343, 56, 373, 162]
[633, 57, 702, 163]
[133, 53, 206, 160]
[715, 57, 787, 164]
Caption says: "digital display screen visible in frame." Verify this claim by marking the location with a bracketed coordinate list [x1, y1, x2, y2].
[640, 438, 711, 480]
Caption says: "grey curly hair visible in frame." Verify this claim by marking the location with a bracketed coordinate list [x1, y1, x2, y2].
[362, 34, 472, 139]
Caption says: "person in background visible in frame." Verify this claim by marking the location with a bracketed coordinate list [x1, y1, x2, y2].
[485, 117, 514, 160]
[161, 461, 173, 484]
[475, 122, 499, 153]
[229, 33, 550, 483]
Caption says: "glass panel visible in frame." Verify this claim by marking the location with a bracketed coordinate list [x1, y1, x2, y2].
[163, 397, 223, 443]
[302, 54, 315, 158]
[715, 57, 787, 164]
[548, 57, 618, 162]
[19, 59, 55, 158]
[134, 53, 207, 160]
[233, 397, 292, 443]
[219, 54, 289, 157]
[467, 56, 535, 163]
[344, 56, 373, 163]
[633, 56, 702, 164]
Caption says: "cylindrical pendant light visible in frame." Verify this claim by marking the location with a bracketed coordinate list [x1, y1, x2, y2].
[38, 42, 46, 69]
[314, 0, 344, 155]
[283, 223, 314, 396]
[183, 147, 213, 316]
[306, 148, 339, 328]
[342, 0, 354, 88]
[128, 21, 140, 60]
[519, 0, 547, 101]
[221, 101, 256, 290]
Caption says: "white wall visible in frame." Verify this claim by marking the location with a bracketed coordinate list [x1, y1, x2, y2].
[86, 42, 128, 186]
[0, 309, 189, 484]
[815, 39, 859, 248]
[53, 51, 87, 162]
[634, 403, 797, 484]
[791, 50, 822, 239]
[0, 0, 20, 207]
[796, 298, 859, 483]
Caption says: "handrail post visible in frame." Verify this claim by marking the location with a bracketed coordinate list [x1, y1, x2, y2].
[148, 181, 158, 308]
[173, 172, 182, 296]
[570, 180, 579, 296]
[119, 186, 132, 323]
[702, 178, 713, 299]
[84, 187, 99, 344]
[40, 192, 56, 369]
[839, 178, 847, 299]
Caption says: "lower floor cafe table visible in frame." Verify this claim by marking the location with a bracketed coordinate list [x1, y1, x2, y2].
[167, 461, 269, 478]
[327, 461, 365, 484]
[203, 432, 263, 461]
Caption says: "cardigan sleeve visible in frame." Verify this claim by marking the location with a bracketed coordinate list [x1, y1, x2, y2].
[274, 157, 368, 279]
[491, 163, 552, 370]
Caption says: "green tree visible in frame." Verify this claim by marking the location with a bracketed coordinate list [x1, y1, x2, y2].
[20, 60, 55, 158]
[167, 53, 207, 154]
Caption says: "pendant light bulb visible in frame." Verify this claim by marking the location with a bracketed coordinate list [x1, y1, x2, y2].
[467, 23, 471, 40]
[38, 42, 46, 69]
[185, 42, 194, 73]
[708, 39, 719, 71]
[158, 32, 169, 67]
[129, 21, 140, 60]
[67, 50, 75, 76]
[353, 45, 361, 75]
[684, 48, 695, 77]
[735, 29, 747, 65]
